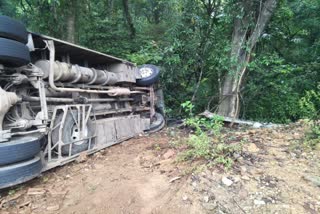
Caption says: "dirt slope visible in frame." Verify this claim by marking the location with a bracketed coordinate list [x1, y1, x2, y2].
[0, 124, 320, 214]
[0, 132, 204, 214]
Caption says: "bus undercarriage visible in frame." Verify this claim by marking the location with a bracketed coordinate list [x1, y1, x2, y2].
[0, 16, 165, 189]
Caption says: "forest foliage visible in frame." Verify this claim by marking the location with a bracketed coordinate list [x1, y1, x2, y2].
[0, 0, 319, 123]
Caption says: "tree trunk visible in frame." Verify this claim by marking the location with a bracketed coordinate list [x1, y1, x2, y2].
[66, 0, 77, 43]
[108, 0, 114, 15]
[151, 0, 161, 24]
[217, 0, 278, 118]
[122, 0, 136, 38]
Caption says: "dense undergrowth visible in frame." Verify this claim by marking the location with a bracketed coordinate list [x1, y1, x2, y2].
[171, 101, 243, 170]
[1, 0, 319, 124]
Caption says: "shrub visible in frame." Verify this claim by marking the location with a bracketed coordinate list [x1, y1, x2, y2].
[304, 122, 320, 149]
[178, 101, 241, 169]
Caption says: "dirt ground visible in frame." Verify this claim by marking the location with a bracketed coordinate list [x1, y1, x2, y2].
[1, 123, 320, 214]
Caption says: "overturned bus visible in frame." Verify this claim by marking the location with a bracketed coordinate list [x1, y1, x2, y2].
[0, 16, 165, 189]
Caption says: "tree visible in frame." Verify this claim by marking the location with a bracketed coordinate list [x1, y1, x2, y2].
[4, 0, 319, 123]
[122, 0, 135, 38]
[217, 0, 278, 118]
[0, 0, 15, 16]
[66, 0, 77, 43]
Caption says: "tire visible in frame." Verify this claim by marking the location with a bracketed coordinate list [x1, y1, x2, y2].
[148, 112, 165, 133]
[0, 15, 28, 44]
[52, 111, 95, 156]
[0, 156, 42, 189]
[136, 64, 160, 86]
[0, 38, 30, 67]
[0, 136, 41, 166]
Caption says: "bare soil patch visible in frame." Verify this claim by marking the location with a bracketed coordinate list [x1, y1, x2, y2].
[1, 123, 320, 214]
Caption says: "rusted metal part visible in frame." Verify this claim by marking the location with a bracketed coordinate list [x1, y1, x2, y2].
[22, 96, 133, 103]
[45, 105, 93, 164]
[35, 60, 121, 85]
[43, 104, 146, 171]
[91, 107, 150, 116]
[106, 88, 131, 96]
[0, 30, 163, 187]
[132, 86, 151, 91]
[46, 40, 139, 95]
[149, 86, 156, 119]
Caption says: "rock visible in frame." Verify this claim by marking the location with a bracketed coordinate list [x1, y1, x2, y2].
[46, 204, 60, 211]
[246, 143, 259, 153]
[233, 176, 241, 183]
[182, 196, 188, 201]
[253, 122, 262, 128]
[290, 152, 297, 158]
[249, 130, 257, 134]
[75, 153, 88, 163]
[303, 175, 320, 187]
[202, 202, 217, 211]
[238, 189, 248, 200]
[240, 166, 247, 175]
[203, 196, 209, 203]
[233, 153, 241, 160]
[222, 177, 233, 187]
[93, 152, 103, 159]
[163, 149, 175, 159]
[293, 132, 300, 139]
[254, 199, 266, 206]
[255, 169, 264, 175]
[241, 175, 250, 181]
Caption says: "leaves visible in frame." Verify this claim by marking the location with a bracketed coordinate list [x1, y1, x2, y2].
[1, 0, 318, 122]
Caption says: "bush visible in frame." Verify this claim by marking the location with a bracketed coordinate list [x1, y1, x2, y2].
[182, 133, 212, 160]
[299, 88, 320, 120]
[177, 101, 241, 169]
[179, 133, 242, 169]
[181, 101, 224, 135]
[304, 122, 320, 149]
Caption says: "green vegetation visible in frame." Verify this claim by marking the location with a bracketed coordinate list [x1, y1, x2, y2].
[304, 121, 320, 149]
[181, 101, 224, 135]
[178, 133, 243, 170]
[170, 101, 242, 170]
[0, 0, 319, 123]
[300, 88, 320, 149]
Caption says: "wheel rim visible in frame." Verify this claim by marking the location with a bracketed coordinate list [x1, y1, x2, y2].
[71, 124, 89, 146]
[139, 67, 153, 78]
